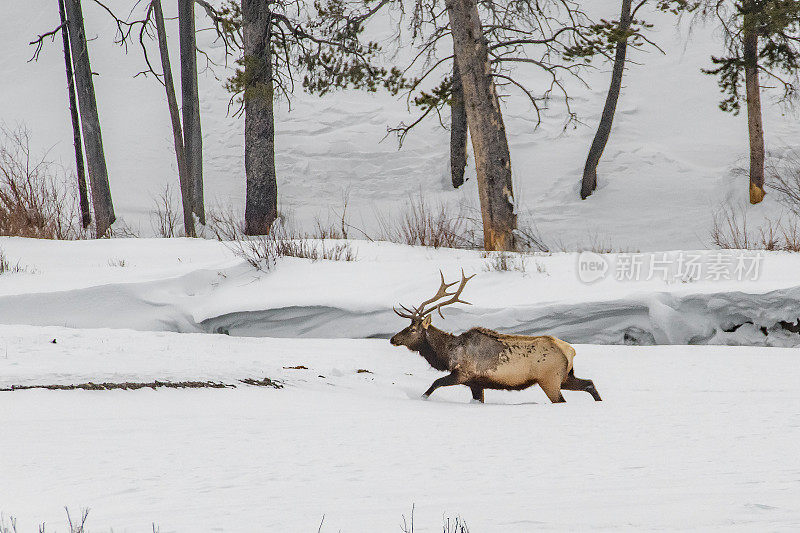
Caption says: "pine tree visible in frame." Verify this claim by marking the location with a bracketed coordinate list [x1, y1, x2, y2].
[659, 0, 800, 204]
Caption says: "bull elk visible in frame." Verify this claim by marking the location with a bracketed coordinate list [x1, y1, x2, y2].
[390, 271, 602, 403]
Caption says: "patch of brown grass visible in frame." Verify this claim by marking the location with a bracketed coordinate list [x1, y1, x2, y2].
[0, 125, 83, 239]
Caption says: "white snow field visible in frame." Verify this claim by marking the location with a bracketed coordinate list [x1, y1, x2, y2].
[1, 325, 800, 532]
[0, 237, 798, 530]
[4, 0, 800, 528]
[3, 1, 800, 249]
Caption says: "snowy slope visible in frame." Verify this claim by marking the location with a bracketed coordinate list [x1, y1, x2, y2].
[1, 325, 800, 531]
[3, 1, 800, 249]
[1, 237, 799, 345]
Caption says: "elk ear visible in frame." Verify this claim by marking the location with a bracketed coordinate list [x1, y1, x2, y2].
[421, 315, 432, 329]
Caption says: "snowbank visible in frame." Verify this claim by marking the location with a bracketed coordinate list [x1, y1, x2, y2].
[2, 237, 799, 346]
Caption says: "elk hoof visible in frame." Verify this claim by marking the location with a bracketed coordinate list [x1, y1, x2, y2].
[421, 394, 430, 400]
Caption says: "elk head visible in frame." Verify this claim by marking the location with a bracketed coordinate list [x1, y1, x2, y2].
[389, 270, 475, 350]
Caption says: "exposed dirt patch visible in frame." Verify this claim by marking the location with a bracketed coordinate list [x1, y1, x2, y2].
[239, 377, 284, 388]
[1, 377, 284, 392]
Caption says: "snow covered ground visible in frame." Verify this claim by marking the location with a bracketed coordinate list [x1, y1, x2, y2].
[1, 238, 798, 529]
[2, 325, 800, 531]
[1, 237, 799, 346]
[4, 1, 800, 250]
[4, 1, 800, 527]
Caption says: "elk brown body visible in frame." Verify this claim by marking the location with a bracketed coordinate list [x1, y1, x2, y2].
[390, 271, 602, 403]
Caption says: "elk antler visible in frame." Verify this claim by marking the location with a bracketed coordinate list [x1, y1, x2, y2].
[393, 304, 416, 319]
[419, 269, 475, 319]
[394, 270, 475, 320]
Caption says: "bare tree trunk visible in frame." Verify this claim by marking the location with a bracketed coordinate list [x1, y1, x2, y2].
[450, 60, 468, 189]
[64, 0, 115, 237]
[581, 0, 632, 200]
[242, 1, 278, 235]
[58, 0, 91, 229]
[743, 25, 766, 204]
[153, 0, 196, 237]
[446, 0, 516, 250]
[178, 0, 205, 223]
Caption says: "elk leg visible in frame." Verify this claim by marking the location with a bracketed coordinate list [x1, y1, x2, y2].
[540, 378, 566, 404]
[470, 386, 485, 403]
[422, 372, 461, 399]
[561, 371, 602, 401]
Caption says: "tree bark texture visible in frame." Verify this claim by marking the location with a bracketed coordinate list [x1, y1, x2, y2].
[178, 0, 205, 222]
[450, 60, 468, 189]
[446, 0, 516, 250]
[743, 25, 766, 204]
[59, 0, 91, 229]
[242, 0, 278, 235]
[581, 0, 632, 200]
[153, 0, 196, 237]
[64, 0, 115, 237]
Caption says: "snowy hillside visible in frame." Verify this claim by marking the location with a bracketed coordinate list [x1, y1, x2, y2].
[4, 1, 800, 249]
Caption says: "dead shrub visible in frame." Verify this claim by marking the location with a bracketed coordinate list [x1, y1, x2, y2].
[227, 222, 356, 271]
[150, 183, 182, 238]
[768, 150, 800, 217]
[0, 125, 83, 239]
[376, 193, 480, 249]
[65, 507, 89, 533]
[205, 205, 245, 241]
[313, 189, 357, 240]
[710, 203, 800, 251]
[107, 222, 141, 238]
[513, 220, 550, 252]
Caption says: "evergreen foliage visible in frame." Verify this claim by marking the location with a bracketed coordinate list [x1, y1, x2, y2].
[659, 0, 800, 113]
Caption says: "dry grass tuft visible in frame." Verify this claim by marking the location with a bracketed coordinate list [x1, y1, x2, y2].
[710, 203, 800, 251]
[399, 504, 470, 533]
[482, 251, 548, 275]
[483, 251, 527, 273]
[227, 222, 357, 271]
[0, 248, 26, 275]
[376, 193, 480, 249]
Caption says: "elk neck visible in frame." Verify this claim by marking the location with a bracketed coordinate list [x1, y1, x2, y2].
[419, 324, 456, 372]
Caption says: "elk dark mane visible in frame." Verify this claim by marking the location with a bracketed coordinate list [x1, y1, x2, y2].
[417, 333, 451, 372]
